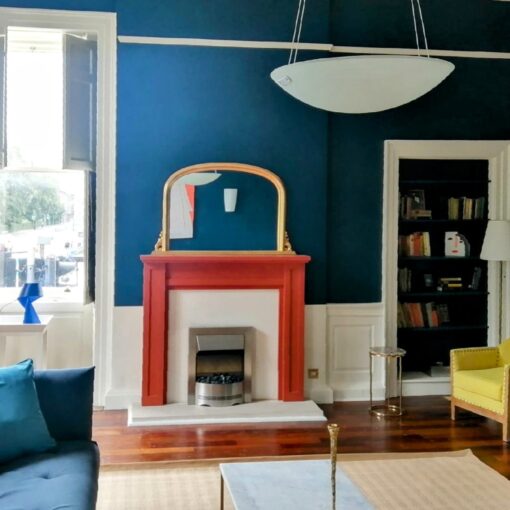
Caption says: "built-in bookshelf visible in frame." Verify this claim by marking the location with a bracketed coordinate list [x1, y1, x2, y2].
[397, 159, 489, 376]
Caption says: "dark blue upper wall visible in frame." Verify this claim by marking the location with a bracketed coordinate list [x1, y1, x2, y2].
[117, 0, 330, 42]
[115, 44, 329, 305]
[331, 0, 510, 53]
[328, 57, 510, 303]
[3, 0, 510, 306]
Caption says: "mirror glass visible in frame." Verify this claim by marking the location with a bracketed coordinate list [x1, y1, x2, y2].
[169, 170, 278, 251]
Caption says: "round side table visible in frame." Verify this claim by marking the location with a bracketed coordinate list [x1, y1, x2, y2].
[369, 346, 406, 417]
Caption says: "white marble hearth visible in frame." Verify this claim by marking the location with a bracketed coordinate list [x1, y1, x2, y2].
[128, 400, 326, 426]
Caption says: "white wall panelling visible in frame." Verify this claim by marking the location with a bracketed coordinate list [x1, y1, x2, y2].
[326, 303, 385, 401]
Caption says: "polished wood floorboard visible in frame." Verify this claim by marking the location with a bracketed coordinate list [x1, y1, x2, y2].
[93, 396, 510, 477]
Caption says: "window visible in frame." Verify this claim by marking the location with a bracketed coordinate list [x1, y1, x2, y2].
[0, 26, 97, 303]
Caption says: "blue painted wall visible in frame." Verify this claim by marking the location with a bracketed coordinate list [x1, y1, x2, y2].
[2, 0, 510, 306]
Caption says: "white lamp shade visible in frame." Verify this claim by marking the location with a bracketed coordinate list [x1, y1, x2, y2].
[270, 55, 455, 114]
[224, 188, 238, 212]
[179, 172, 221, 186]
[480, 220, 510, 261]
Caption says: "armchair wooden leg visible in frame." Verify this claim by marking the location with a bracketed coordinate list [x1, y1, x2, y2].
[451, 401, 458, 421]
[503, 421, 509, 443]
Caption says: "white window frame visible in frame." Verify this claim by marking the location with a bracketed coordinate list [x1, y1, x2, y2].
[0, 7, 116, 406]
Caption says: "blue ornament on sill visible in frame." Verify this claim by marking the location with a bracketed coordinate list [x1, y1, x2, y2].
[18, 282, 42, 324]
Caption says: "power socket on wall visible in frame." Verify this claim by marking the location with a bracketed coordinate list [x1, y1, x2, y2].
[308, 368, 319, 379]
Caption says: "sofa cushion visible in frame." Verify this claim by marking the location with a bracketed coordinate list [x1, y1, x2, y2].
[0, 360, 56, 464]
[0, 441, 99, 510]
[455, 367, 504, 401]
[34, 367, 95, 441]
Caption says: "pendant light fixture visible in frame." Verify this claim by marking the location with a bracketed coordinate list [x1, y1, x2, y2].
[270, 0, 455, 114]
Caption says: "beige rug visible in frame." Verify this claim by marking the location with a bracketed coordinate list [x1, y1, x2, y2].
[97, 450, 510, 509]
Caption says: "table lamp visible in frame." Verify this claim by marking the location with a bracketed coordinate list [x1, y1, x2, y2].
[18, 258, 42, 324]
[480, 220, 510, 341]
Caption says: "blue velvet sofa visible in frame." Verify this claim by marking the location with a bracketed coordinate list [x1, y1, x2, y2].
[0, 367, 99, 510]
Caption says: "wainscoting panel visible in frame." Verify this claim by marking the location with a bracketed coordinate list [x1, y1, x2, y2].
[327, 303, 385, 401]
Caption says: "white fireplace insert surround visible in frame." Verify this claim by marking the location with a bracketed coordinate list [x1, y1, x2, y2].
[128, 289, 326, 425]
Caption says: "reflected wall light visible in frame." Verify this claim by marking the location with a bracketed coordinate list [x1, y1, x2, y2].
[224, 188, 238, 212]
[271, 0, 454, 114]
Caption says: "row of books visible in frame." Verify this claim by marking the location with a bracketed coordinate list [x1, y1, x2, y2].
[398, 267, 483, 293]
[398, 302, 450, 328]
[447, 197, 485, 220]
[398, 232, 431, 257]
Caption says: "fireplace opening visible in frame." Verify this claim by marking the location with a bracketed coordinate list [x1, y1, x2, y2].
[188, 327, 253, 407]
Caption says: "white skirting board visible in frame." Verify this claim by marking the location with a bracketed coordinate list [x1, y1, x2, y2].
[128, 400, 327, 426]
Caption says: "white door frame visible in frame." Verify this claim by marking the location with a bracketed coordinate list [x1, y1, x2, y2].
[383, 140, 510, 357]
[0, 7, 117, 405]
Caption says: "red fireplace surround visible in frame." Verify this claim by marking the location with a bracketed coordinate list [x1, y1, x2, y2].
[141, 253, 310, 406]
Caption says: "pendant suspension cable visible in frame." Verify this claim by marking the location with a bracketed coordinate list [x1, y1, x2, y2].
[410, 0, 421, 57]
[415, 0, 430, 58]
[293, 0, 307, 63]
[288, 0, 307, 65]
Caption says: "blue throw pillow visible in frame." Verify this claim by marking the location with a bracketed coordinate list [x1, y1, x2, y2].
[0, 359, 56, 464]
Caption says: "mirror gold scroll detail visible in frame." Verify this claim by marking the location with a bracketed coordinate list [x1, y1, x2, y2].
[155, 162, 292, 254]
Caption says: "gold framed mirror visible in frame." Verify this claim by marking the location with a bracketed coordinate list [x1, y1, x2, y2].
[155, 162, 291, 253]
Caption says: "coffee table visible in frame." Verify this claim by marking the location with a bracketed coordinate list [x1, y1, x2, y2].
[220, 459, 374, 509]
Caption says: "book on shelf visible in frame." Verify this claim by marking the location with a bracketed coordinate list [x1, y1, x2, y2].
[469, 266, 482, 290]
[437, 276, 463, 291]
[398, 301, 446, 328]
[447, 196, 485, 220]
[398, 232, 431, 256]
[398, 267, 412, 292]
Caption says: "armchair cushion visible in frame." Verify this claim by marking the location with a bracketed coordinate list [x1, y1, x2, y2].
[455, 367, 504, 402]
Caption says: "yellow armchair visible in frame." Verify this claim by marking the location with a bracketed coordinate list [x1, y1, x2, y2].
[450, 339, 510, 442]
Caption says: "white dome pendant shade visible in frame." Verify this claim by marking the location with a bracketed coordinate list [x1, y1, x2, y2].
[270, 55, 455, 114]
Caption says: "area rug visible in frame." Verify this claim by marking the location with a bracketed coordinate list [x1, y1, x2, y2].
[97, 450, 510, 510]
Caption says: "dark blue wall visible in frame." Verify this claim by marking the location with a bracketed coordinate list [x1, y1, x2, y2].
[115, 43, 329, 305]
[2, 0, 510, 306]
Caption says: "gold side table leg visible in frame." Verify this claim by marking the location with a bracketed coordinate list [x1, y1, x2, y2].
[220, 474, 224, 510]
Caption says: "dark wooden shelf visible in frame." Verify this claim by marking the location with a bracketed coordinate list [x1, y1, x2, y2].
[399, 256, 481, 261]
[399, 291, 487, 298]
[398, 325, 488, 332]
[399, 219, 486, 225]
[400, 179, 488, 185]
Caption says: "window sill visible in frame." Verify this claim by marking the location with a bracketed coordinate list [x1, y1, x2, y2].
[0, 298, 86, 314]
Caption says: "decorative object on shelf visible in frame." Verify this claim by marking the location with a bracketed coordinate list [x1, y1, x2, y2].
[18, 282, 42, 324]
[270, 0, 454, 113]
[223, 188, 238, 213]
[480, 220, 510, 341]
[445, 231, 469, 257]
[327, 423, 339, 510]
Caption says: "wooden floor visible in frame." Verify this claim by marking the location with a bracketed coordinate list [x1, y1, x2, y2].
[93, 396, 510, 477]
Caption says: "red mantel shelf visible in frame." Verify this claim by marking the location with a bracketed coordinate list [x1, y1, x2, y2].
[141, 253, 311, 406]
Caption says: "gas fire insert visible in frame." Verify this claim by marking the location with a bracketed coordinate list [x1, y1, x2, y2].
[188, 327, 253, 407]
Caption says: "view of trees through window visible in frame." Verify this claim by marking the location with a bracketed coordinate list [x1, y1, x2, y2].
[0, 27, 94, 302]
